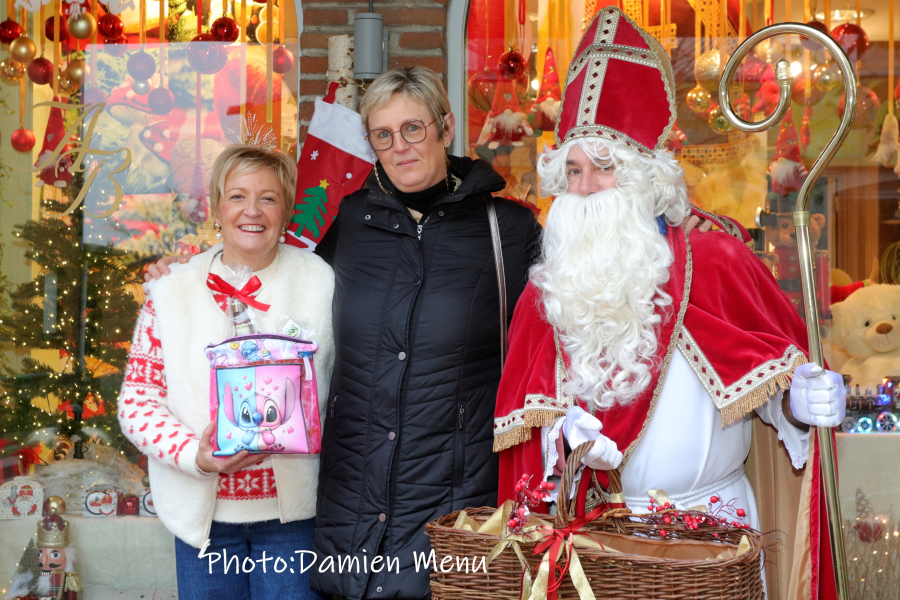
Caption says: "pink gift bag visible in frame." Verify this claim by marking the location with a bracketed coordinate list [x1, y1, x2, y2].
[206, 334, 322, 456]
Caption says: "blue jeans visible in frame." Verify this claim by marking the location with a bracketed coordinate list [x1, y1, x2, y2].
[174, 518, 326, 600]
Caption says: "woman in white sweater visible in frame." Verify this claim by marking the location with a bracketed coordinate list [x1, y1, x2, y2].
[119, 144, 333, 600]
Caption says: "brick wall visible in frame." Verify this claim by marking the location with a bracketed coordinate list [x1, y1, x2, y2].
[297, 0, 449, 145]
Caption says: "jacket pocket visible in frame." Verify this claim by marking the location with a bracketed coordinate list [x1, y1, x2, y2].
[453, 402, 466, 486]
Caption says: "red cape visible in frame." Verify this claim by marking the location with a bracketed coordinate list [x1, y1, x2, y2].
[494, 224, 834, 599]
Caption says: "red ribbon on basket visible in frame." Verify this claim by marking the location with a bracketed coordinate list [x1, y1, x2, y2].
[206, 273, 272, 313]
[532, 502, 618, 600]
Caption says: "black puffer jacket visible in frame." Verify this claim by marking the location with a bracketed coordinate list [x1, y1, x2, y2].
[312, 157, 541, 599]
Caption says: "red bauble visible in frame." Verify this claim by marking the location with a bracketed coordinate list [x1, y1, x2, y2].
[831, 22, 869, 62]
[801, 20, 830, 51]
[187, 33, 228, 74]
[147, 87, 175, 114]
[791, 77, 823, 107]
[838, 86, 879, 129]
[211, 16, 239, 42]
[105, 35, 128, 57]
[0, 19, 22, 45]
[272, 45, 294, 74]
[97, 13, 124, 39]
[735, 54, 767, 96]
[119, 494, 140, 516]
[44, 17, 68, 42]
[11, 127, 35, 152]
[127, 50, 156, 80]
[497, 49, 527, 80]
[27, 56, 54, 85]
[468, 66, 498, 112]
[82, 86, 108, 105]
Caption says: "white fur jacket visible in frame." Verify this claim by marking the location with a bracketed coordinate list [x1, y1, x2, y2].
[118, 243, 334, 548]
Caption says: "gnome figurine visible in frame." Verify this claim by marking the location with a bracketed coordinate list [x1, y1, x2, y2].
[767, 107, 808, 196]
[528, 47, 561, 133]
[476, 78, 533, 149]
[34, 98, 73, 190]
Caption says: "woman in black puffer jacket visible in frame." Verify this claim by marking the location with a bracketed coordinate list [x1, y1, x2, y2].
[312, 67, 541, 600]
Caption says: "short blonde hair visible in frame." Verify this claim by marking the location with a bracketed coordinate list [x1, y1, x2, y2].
[359, 67, 451, 137]
[209, 144, 297, 222]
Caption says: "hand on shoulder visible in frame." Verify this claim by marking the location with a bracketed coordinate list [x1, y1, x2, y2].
[144, 255, 191, 282]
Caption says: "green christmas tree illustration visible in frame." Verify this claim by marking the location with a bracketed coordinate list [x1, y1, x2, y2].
[291, 182, 330, 239]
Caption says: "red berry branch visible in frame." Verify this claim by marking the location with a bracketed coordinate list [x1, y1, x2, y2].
[641, 495, 751, 539]
[507, 473, 555, 535]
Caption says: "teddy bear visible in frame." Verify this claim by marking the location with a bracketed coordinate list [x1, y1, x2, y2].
[831, 284, 900, 391]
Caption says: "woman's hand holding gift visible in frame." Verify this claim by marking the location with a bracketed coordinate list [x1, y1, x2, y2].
[196, 422, 271, 475]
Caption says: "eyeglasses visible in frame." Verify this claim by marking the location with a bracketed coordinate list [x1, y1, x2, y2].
[366, 117, 443, 152]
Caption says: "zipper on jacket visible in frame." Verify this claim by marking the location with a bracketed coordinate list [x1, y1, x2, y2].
[416, 213, 432, 241]
[329, 395, 338, 418]
[453, 403, 465, 487]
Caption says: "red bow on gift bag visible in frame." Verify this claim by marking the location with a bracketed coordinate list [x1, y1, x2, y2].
[206, 273, 271, 313]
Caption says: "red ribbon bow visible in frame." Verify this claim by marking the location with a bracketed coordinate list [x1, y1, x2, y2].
[532, 502, 620, 600]
[206, 273, 271, 313]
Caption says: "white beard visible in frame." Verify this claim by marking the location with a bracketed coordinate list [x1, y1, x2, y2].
[531, 186, 675, 409]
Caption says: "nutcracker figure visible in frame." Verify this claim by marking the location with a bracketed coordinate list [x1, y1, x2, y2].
[34, 499, 82, 600]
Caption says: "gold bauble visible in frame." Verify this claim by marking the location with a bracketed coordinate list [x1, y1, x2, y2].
[813, 62, 841, 92]
[57, 71, 79, 95]
[67, 12, 97, 40]
[753, 38, 785, 63]
[694, 49, 724, 91]
[10, 36, 36, 64]
[254, 20, 279, 44]
[142, 475, 150, 488]
[66, 59, 89, 85]
[708, 104, 733, 134]
[686, 85, 712, 114]
[46, 496, 66, 515]
[0, 58, 25, 84]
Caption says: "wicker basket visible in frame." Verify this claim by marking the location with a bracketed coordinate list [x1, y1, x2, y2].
[426, 443, 765, 600]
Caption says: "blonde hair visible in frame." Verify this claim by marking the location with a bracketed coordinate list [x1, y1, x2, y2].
[209, 144, 297, 222]
[359, 67, 450, 137]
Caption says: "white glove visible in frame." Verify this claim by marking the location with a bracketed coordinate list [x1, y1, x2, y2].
[789, 363, 847, 428]
[561, 406, 623, 471]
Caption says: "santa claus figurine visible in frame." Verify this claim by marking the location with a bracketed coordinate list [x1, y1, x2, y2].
[768, 107, 808, 196]
[494, 6, 845, 597]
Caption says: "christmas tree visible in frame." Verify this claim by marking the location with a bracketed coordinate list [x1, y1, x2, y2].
[0, 169, 144, 466]
[6, 538, 40, 599]
[291, 182, 330, 239]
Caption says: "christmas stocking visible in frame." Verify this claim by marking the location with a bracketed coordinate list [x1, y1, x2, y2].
[286, 82, 374, 250]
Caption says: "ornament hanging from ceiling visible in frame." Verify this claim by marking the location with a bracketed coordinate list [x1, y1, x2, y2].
[831, 22, 869, 62]
[801, 20, 830, 51]
[838, 86, 879, 130]
[27, 56, 53, 85]
[147, 87, 175, 114]
[187, 33, 228, 74]
[127, 51, 157, 80]
[272, 45, 294, 74]
[67, 11, 97, 40]
[468, 67, 498, 113]
[708, 103, 733, 134]
[686, 85, 712, 114]
[97, 13, 124, 39]
[10, 35, 36, 63]
[0, 58, 25, 84]
[497, 48, 527, 80]
[211, 16, 239, 42]
[11, 127, 36, 152]
[45, 16, 68, 42]
[66, 58, 88, 85]
[694, 49, 723, 92]
[0, 19, 23, 44]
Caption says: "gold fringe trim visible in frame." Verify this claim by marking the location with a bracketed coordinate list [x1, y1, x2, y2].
[493, 408, 566, 453]
[720, 353, 808, 427]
